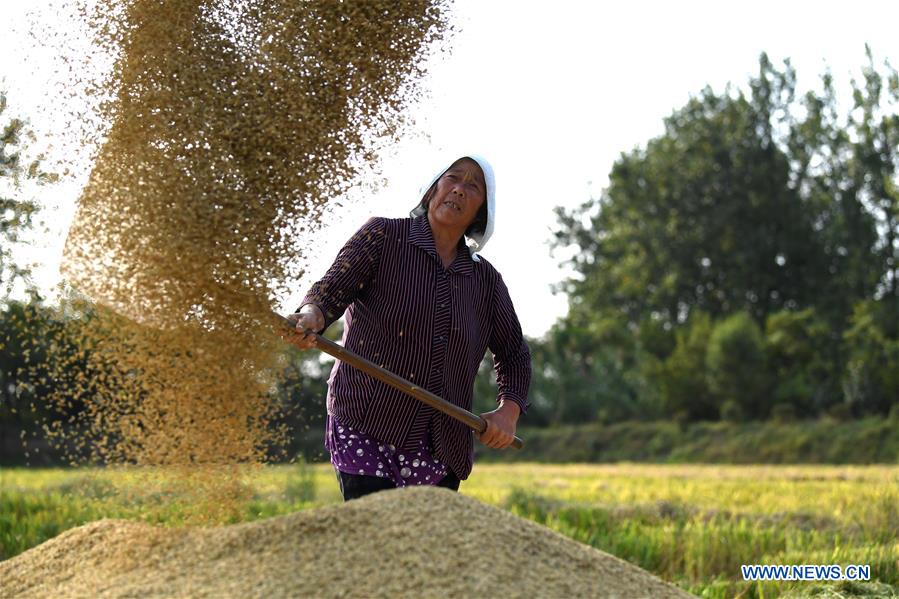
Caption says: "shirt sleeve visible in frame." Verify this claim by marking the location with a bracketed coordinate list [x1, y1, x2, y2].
[297, 217, 387, 330]
[487, 272, 532, 415]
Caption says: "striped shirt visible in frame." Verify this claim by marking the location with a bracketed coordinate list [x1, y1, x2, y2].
[300, 215, 531, 480]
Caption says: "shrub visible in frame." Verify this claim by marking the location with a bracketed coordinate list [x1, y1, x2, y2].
[719, 400, 745, 423]
[657, 312, 716, 421]
[826, 403, 852, 422]
[842, 300, 899, 416]
[706, 312, 770, 419]
[888, 403, 899, 424]
[771, 402, 797, 423]
[765, 308, 835, 415]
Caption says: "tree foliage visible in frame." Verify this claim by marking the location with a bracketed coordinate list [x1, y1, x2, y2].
[0, 90, 57, 300]
[705, 311, 768, 419]
[655, 311, 715, 421]
[545, 51, 899, 423]
[842, 299, 899, 416]
[764, 308, 833, 413]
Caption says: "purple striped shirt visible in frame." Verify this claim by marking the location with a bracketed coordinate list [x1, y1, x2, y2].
[300, 215, 531, 480]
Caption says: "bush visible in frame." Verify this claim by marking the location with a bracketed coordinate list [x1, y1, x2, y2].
[657, 312, 716, 421]
[842, 300, 899, 416]
[888, 403, 899, 424]
[826, 403, 852, 422]
[765, 308, 836, 415]
[719, 400, 745, 423]
[706, 312, 770, 419]
[672, 410, 691, 430]
[771, 402, 797, 423]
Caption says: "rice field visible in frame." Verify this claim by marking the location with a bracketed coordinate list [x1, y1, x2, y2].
[2, 463, 897, 598]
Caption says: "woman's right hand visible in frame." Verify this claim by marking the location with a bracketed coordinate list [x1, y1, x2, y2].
[286, 304, 325, 350]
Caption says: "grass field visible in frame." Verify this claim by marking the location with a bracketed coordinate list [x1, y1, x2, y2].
[2, 463, 897, 598]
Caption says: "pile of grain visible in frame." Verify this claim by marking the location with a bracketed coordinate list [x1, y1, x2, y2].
[15, 0, 451, 487]
[0, 487, 691, 598]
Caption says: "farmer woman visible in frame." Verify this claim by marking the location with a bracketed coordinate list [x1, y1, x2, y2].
[288, 155, 531, 501]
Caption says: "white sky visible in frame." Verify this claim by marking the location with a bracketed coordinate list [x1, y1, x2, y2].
[3, 0, 899, 337]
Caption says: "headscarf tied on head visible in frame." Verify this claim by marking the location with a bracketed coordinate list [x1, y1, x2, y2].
[410, 154, 496, 263]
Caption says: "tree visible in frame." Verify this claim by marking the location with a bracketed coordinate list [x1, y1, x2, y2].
[554, 56, 821, 335]
[551, 52, 899, 420]
[655, 311, 716, 421]
[849, 47, 899, 308]
[706, 311, 769, 420]
[0, 92, 62, 462]
[764, 308, 834, 414]
[0, 300, 97, 465]
[519, 308, 667, 426]
[0, 90, 57, 300]
[842, 299, 899, 416]
[785, 67, 881, 330]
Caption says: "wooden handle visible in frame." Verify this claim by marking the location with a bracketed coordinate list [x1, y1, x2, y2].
[274, 312, 523, 450]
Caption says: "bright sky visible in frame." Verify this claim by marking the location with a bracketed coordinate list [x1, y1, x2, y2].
[3, 0, 899, 337]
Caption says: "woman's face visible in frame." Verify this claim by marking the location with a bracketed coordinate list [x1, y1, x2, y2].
[427, 158, 486, 234]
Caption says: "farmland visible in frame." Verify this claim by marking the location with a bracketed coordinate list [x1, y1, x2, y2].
[2, 463, 897, 597]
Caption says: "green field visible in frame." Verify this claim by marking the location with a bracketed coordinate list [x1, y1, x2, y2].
[2, 463, 897, 598]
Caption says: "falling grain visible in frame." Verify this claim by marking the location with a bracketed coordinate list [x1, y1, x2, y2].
[18, 0, 452, 515]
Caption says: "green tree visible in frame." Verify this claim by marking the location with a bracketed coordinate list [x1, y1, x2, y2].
[706, 311, 769, 420]
[552, 52, 899, 421]
[849, 47, 899, 309]
[554, 55, 820, 334]
[785, 68, 881, 329]
[0, 300, 97, 464]
[521, 312, 664, 426]
[0, 90, 57, 300]
[655, 311, 716, 421]
[0, 91, 63, 462]
[842, 299, 899, 416]
[764, 308, 834, 414]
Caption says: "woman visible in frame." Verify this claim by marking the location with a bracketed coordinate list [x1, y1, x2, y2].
[288, 155, 531, 501]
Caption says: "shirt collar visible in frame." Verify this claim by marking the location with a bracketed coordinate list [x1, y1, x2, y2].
[409, 215, 474, 277]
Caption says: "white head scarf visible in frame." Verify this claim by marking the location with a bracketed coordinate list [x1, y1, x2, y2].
[410, 154, 496, 262]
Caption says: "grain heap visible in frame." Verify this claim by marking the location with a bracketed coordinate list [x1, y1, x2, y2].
[23, 0, 450, 486]
[0, 486, 692, 598]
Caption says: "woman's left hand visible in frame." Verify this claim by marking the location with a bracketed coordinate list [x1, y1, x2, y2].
[478, 400, 520, 449]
